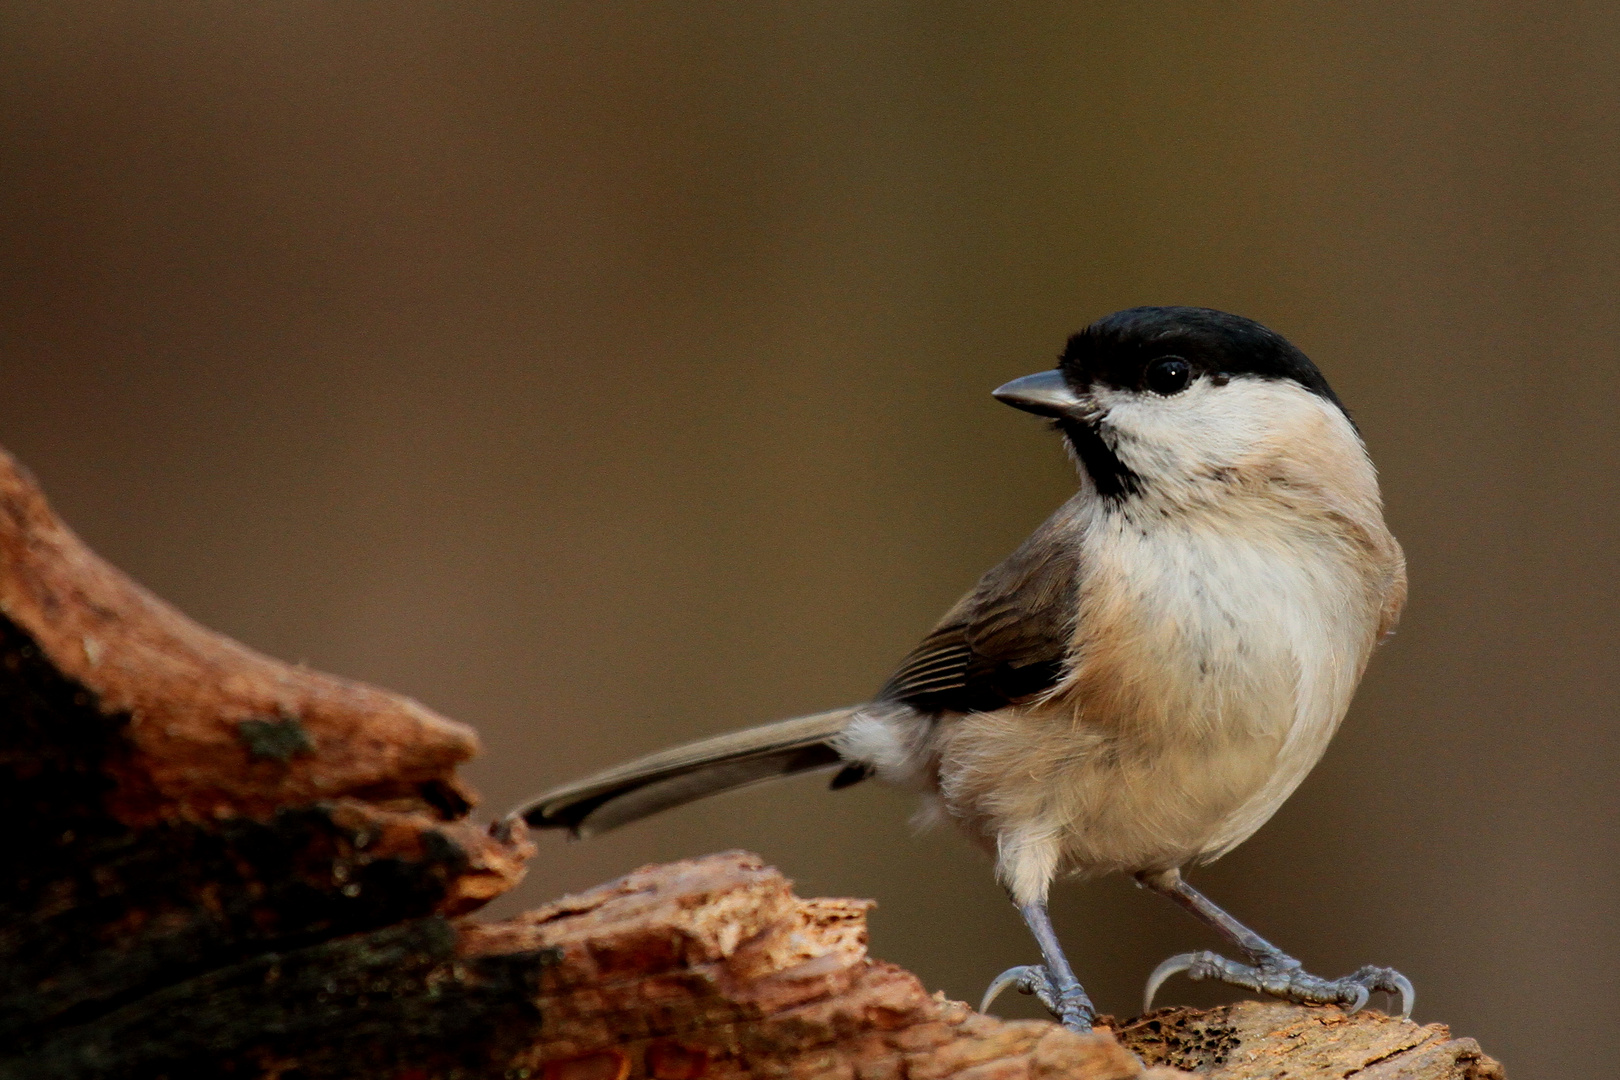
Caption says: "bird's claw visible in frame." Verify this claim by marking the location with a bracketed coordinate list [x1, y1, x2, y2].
[981, 964, 1049, 1014]
[1143, 952, 1199, 1013]
[1143, 950, 1413, 1019]
[981, 964, 1095, 1033]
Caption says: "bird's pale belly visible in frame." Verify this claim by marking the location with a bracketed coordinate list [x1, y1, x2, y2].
[960, 707, 1295, 867]
[930, 668, 1306, 885]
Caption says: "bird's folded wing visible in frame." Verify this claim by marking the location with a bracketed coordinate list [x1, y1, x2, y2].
[880, 496, 1082, 713]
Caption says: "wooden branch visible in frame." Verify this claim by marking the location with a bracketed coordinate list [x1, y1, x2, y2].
[0, 445, 1504, 1079]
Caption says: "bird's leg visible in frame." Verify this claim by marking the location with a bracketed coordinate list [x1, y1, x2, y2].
[980, 900, 1096, 1033]
[1137, 868, 1413, 1019]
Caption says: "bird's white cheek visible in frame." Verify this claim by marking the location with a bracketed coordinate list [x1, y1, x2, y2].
[1099, 397, 1227, 477]
[1097, 382, 1284, 479]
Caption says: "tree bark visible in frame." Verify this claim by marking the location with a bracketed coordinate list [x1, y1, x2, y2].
[0, 446, 1502, 1080]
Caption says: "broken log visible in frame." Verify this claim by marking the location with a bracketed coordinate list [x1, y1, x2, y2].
[0, 445, 1503, 1079]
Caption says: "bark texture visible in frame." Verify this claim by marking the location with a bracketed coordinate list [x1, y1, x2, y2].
[0, 445, 1503, 1079]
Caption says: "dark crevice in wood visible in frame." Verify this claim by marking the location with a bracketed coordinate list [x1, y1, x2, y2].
[10, 918, 557, 1080]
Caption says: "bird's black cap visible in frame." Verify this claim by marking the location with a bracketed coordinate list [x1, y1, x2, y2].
[1060, 306, 1347, 416]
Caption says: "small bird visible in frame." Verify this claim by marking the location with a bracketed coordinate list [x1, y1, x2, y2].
[509, 306, 1412, 1032]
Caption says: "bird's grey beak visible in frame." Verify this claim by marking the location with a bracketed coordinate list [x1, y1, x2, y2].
[992, 370, 1084, 418]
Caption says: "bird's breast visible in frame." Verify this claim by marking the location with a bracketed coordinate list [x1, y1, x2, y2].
[1070, 505, 1368, 742]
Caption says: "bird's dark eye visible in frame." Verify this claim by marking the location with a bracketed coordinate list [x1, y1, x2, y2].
[1144, 357, 1192, 395]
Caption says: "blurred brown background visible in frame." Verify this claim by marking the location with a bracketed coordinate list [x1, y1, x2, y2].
[1, 4, 1615, 1075]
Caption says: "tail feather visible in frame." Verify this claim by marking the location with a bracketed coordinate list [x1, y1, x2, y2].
[509, 706, 862, 837]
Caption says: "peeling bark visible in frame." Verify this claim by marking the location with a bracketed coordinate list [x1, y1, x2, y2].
[0, 445, 1502, 1079]
[1117, 1002, 1504, 1080]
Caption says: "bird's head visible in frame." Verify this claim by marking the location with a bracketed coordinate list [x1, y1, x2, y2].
[995, 307, 1362, 505]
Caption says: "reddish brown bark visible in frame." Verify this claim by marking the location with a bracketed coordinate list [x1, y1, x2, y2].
[0, 445, 1502, 1079]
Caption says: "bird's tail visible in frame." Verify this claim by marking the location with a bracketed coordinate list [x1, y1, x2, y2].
[507, 706, 864, 838]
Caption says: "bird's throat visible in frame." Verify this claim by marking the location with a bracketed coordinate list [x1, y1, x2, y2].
[1058, 419, 1140, 500]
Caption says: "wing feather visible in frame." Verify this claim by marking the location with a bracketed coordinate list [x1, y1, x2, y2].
[880, 498, 1083, 713]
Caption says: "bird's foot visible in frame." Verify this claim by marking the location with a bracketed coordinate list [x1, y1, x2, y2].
[981, 963, 1097, 1033]
[1144, 950, 1413, 1018]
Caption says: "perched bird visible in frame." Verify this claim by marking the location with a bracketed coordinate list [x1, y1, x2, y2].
[509, 306, 1412, 1032]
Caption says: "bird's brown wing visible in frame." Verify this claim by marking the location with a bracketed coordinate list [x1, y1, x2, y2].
[879, 498, 1082, 714]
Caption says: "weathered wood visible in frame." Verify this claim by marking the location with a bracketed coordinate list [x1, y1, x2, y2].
[0, 445, 532, 1074]
[463, 850, 1161, 1080]
[0, 444, 1503, 1079]
[1116, 1003, 1503, 1080]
